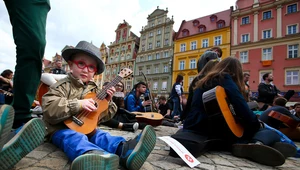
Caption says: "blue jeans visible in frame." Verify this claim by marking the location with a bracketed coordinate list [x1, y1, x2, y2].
[51, 129, 126, 161]
[171, 97, 181, 118]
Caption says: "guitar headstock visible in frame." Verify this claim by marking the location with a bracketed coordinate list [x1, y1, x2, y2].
[119, 68, 133, 79]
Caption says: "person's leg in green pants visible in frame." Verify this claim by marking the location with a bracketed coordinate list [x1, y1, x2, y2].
[4, 0, 51, 128]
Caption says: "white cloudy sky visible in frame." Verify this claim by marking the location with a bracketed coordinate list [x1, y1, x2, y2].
[0, 0, 236, 72]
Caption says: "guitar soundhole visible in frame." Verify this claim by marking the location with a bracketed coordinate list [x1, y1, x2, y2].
[151, 114, 154, 118]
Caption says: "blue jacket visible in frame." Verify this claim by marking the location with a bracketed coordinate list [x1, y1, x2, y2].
[183, 74, 260, 139]
[125, 91, 144, 112]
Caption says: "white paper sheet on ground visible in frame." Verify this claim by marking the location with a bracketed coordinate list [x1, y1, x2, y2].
[158, 136, 200, 168]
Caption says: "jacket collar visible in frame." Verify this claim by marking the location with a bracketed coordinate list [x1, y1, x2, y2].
[68, 72, 97, 88]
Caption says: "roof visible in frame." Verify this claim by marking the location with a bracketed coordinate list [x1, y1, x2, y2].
[176, 8, 232, 39]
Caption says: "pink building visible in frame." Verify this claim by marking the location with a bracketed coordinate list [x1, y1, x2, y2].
[231, 0, 300, 102]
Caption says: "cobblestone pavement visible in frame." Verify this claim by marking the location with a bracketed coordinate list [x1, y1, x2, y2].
[12, 125, 300, 170]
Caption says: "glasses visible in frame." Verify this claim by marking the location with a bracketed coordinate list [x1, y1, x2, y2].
[116, 84, 123, 88]
[72, 60, 97, 73]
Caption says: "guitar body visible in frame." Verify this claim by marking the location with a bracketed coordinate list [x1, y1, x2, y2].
[37, 82, 49, 106]
[64, 92, 109, 134]
[132, 112, 163, 127]
[203, 86, 244, 138]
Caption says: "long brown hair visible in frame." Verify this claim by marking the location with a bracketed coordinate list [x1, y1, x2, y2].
[195, 57, 245, 95]
[193, 59, 219, 90]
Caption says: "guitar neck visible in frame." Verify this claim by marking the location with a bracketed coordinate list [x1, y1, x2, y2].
[98, 76, 123, 100]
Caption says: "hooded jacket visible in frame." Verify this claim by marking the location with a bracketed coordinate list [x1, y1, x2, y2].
[42, 73, 116, 139]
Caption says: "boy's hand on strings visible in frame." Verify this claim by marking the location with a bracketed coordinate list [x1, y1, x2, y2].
[78, 99, 97, 112]
[105, 86, 116, 101]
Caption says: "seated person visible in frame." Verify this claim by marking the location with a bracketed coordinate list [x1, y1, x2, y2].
[124, 82, 151, 112]
[0, 69, 14, 104]
[100, 82, 139, 132]
[174, 57, 295, 166]
[42, 41, 156, 169]
[157, 96, 178, 127]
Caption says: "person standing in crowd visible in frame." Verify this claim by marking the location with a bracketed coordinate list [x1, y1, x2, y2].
[42, 41, 156, 170]
[124, 82, 151, 112]
[169, 75, 183, 119]
[257, 73, 282, 110]
[244, 73, 252, 102]
[0, 0, 50, 168]
[50, 58, 67, 74]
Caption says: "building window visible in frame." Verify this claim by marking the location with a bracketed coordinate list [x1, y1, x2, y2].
[263, 30, 272, 39]
[146, 67, 150, 74]
[148, 55, 152, 60]
[286, 69, 299, 85]
[141, 56, 144, 61]
[165, 39, 169, 45]
[126, 81, 131, 90]
[202, 39, 208, 48]
[287, 25, 297, 35]
[190, 59, 196, 69]
[199, 27, 204, 32]
[156, 41, 161, 47]
[240, 51, 248, 63]
[217, 22, 224, 28]
[164, 51, 169, 58]
[164, 65, 168, 72]
[138, 69, 142, 75]
[126, 55, 131, 59]
[241, 34, 249, 43]
[157, 29, 161, 35]
[242, 16, 250, 25]
[149, 32, 153, 37]
[148, 43, 152, 49]
[263, 11, 272, 20]
[288, 44, 299, 58]
[162, 81, 167, 90]
[180, 44, 186, 52]
[179, 61, 185, 70]
[182, 31, 188, 36]
[191, 41, 197, 50]
[214, 36, 222, 46]
[287, 4, 297, 14]
[153, 82, 158, 90]
[262, 48, 272, 60]
[151, 23, 155, 27]
[156, 53, 160, 59]
[154, 66, 159, 73]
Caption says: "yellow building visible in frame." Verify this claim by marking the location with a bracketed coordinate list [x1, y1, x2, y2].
[173, 8, 232, 94]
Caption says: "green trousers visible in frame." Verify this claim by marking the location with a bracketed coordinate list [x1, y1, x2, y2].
[4, 0, 50, 127]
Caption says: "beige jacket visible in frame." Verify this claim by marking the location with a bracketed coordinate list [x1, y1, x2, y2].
[42, 73, 116, 139]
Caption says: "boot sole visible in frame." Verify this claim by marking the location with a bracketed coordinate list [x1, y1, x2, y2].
[0, 105, 14, 151]
[71, 154, 119, 170]
[126, 125, 156, 170]
[232, 144, 285, 166]
[272, 142, 297, 158]
[0, 118, 46, 170]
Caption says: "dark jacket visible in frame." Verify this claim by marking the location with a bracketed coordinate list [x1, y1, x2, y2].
[183, 74, 260, 140]
[257, 83, 280, 105]
[51, 68, 67, 74]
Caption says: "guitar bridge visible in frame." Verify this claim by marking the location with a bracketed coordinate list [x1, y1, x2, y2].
[72, 116, 84, 126]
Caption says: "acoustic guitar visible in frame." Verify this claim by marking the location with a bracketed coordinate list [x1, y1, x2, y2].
[64, 68, 133, 134]
[37, 82, 49, 106]
[132, 112, 163, 127]
[203, 86, 244, 138]
[268, 110, 300, 128]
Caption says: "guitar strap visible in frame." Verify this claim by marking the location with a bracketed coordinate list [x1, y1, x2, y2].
[268, 110, 300, 128]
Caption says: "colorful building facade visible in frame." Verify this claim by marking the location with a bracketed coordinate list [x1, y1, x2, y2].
[105, 20, 140, 93]
[231, 0, 300, 101]
[174, 8, 232, 94]
[135, 7, 175, 100]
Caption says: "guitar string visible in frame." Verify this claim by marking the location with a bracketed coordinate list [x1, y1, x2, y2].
[73, 75, 124, 122]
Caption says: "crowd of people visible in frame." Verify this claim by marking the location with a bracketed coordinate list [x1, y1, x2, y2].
[0, 1, 300, 169]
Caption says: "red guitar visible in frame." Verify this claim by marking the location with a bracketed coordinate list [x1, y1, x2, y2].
[64, 68, 133, 134]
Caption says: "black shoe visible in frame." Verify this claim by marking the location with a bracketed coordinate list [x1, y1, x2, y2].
[272, 142, 297, 158]
[232, 143, 285, 166]
[122, 122, 139, 132]
[119, 125, 156, 170]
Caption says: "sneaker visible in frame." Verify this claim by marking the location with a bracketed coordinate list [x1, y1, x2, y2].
[119, 125, 156, 170]
[232, 143, 285, 166]
[0, 118, 46, 170]
[272, 142, 297, 158]
[122, 122, 139, 132]
[0, 104, 14, 151]
[71, 151, 119, 170]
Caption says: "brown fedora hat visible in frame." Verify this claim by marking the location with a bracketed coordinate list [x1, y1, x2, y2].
[62, 41, 105, 74]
